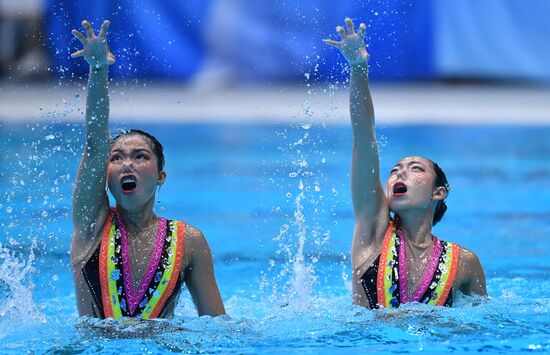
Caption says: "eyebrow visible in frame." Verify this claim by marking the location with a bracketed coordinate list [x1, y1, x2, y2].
[391, 161, 426, 169]
[110, 148, 151, 154]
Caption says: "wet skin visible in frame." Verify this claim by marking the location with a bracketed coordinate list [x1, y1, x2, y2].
[70, 19, 225, 318]
[107, 135, 166, 213]
[386, 156, 447, 218]
[325, 17, 487, 308]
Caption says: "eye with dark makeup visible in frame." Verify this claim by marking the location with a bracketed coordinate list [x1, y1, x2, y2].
[135, 153, 149, 161]
[110, 154, 122, 162]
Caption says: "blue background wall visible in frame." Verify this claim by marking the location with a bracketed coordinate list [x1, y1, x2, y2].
[44, 0, 549, 83]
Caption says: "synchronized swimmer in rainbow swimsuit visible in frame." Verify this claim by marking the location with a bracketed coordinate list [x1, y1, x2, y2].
[69, 17, 487, 319]
[70, 19, 225, 319]
[324, 18, 487, 308]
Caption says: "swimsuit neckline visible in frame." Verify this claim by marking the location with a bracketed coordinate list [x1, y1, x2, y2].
[396, 228, 443, 303]
[114, 210, 167, 314]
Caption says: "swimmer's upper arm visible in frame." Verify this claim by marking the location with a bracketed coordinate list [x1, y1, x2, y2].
[183, 226, 226, 317]
[72, 67, 111, 236]
[458, 248, 488, 297]
[72, 147, 110, 232]
[349, 65, 389, 268]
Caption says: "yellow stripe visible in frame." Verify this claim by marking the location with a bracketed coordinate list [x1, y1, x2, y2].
[107, 223, 123, 319]
[141, 221, 179, 319]
[383, 231, 397, 307]
[427, 243, 453, 306]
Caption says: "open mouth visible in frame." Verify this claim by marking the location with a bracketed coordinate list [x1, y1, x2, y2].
[393, 182, 407, 195]
[121, 175, 137, 193]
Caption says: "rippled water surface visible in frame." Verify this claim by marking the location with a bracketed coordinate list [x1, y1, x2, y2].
[1, 123, 549, 353]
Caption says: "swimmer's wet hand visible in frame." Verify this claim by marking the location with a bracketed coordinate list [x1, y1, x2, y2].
[323, 18, 369, 67]
[71, 20, 116, 68]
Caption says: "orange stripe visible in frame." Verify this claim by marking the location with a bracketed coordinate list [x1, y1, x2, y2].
[436, 244, 461, 306]
[99, 213, 114, 318]
[149, 221, 186, 318]
[376, 222, 394, 308]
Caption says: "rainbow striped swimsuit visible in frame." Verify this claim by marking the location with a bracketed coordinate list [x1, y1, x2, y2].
[360, 221, 461, 309]
[81, 209, 186, 319]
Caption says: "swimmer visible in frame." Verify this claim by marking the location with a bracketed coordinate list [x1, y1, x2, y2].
[324, 18, 487, 308]
[70, 20, 225, 319]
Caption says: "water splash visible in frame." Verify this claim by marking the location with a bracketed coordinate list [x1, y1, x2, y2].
[285, 188, 316, 311]
[263, 123, 337, 312]
[0, 239, 46, 328]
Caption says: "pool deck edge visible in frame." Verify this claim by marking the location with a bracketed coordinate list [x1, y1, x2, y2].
[1, 82, 549, 125]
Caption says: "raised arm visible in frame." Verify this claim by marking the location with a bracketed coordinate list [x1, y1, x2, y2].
[71, 20, 115, 237]
[324, 18, 389, 266]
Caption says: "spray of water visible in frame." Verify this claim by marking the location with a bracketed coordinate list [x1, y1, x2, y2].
[286, 187, 316, 311]
[261, 122, 336, 313]
[0, 239, 46, 326]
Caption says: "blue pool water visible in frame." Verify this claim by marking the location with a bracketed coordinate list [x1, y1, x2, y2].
[0, 122, 549, 353]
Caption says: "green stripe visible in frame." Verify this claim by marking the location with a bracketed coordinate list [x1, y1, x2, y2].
[427, 242, 453, 306]
[141, 220, 180, 319]
[383, 231, 397, 307]
[107, 223, 122, 319]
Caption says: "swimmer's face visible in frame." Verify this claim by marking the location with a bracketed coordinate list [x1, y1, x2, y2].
[386, 156, 445, 214]
[107, 134, 166, 210]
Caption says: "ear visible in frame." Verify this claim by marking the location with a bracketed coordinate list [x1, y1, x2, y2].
[432, 186, 447, 201]
[157, 171, 167, 186]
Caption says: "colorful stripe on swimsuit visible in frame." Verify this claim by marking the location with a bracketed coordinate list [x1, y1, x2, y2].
[96, 208, 185, 319]
[361, 221, 461, 309]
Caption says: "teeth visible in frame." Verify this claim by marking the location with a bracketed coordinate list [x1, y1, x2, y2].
[121, 176, 137, 192]
[122, 176, 136, 183]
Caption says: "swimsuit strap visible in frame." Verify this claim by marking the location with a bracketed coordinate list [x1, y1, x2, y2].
[144, 219, 186, 318]
[426, 241, 460, 306]
[376, 221, 400, 308]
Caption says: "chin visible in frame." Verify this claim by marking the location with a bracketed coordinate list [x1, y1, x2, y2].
[389, 198, 407, 209]
[115, 195, 141, 208]
[389, 200, 415, 215]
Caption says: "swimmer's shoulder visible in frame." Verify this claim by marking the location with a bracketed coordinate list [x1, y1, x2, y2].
[177, 221, 205, 244]
[173, 221, 212, 267]
[455, 246, 487, 296]
[459, 246, 481, 265]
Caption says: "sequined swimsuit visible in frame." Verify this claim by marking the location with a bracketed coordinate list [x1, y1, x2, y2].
[82, 208, 186, 319]
[360, 221, 461, 309]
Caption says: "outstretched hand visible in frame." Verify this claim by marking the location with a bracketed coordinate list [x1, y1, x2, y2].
[324, 18, 369, 67]
[71, 20, 115, 68]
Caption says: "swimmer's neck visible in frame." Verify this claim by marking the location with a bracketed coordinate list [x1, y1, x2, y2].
[115, 198, 157, 232]
[394, 212, 434, 247]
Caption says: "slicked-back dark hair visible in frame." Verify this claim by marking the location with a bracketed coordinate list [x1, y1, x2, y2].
[111, 129, 165, 173]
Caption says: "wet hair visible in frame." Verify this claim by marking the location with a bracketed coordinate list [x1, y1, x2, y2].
[111, 129, 165, 173]
[430, 160, 450, 226]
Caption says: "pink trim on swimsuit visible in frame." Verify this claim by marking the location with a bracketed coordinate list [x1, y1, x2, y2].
[115, 210, 167, 314]
[397, 228, 443, 303]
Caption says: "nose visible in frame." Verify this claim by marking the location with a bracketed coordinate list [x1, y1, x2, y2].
[396, 168, 407, 180]
[122, 160, 133, 173]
